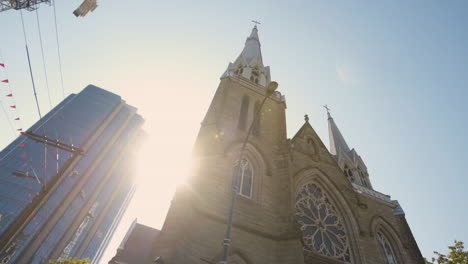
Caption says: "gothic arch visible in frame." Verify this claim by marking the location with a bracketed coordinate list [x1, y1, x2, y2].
[224, 140, 273, 176]
[369, 216, 406, 264]
[292, 167, 364, 263]
[224, 141, 270, 203]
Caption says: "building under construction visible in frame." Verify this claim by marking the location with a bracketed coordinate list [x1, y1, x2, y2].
[0, 85, 144, 264]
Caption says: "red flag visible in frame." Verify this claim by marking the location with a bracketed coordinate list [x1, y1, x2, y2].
[1, 80, 8, 83]
[15, 117, 20, 120]
[21, 154, 27, 157]
[0, 63, 4, 68]
[17, 128, 23, 131]
[6, 93, 12, 97]
[19, 143, 26, 147]
[22, 162, 28, 167]
[10, 105, 16, 108]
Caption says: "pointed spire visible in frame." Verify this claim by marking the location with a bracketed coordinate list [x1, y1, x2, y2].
[221, 25, 271, 87]
[238, 25, 263, 66]
[325, 106, 350, 155]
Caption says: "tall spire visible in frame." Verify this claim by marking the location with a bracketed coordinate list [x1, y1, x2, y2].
[221, 25, 271, 87]
[238, 25, 263, 66]
[326, 108, 350, 156]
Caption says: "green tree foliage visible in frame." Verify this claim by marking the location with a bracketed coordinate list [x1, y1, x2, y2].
[425, 241, 468, 264]
[47, 258, 90, 264]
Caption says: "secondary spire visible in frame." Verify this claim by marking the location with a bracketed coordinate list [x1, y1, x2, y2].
[325, 106, 350, 155]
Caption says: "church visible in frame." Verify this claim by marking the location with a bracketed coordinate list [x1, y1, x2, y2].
[149, 26, 424, 264]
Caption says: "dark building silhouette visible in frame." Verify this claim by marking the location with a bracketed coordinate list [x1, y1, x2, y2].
[108, 219, 160, 264]
[0, 85, 144, 264]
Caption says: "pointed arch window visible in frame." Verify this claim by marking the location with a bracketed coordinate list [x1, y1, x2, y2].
[344, 165, 354, 182]
[252, 101, 261, 136]
[295, 183, 352, 263]
[233, 159, 253, 198]
[238, 95, 250, 131]
[377, 231, 398, 264]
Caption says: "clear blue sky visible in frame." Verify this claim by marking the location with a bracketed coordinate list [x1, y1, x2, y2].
[1, 0, 467, 261]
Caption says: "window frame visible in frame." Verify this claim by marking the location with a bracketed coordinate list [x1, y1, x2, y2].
[234, 159, 254, 199]
[377, 230, 399, 264]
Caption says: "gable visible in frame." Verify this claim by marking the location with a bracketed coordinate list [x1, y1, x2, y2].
[290, 122, 335, 165]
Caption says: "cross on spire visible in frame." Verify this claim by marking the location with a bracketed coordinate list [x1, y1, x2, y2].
[251, 20, 261, 27]
[323, 104, 331, 113]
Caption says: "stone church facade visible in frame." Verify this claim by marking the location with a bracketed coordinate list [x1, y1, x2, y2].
[149, 26, 424, 264]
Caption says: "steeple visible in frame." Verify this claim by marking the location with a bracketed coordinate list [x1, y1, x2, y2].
[325, 107, 373, 189]
[239, 25, 263, 66]
[221, 25, 271, 87]
[327, 110, 351, 156]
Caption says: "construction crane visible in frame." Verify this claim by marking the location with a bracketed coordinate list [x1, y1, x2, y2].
[0, 0, 51, 12]
[0, 0, 98, 17]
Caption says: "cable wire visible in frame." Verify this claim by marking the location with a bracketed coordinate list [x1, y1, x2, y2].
[52, 0, 65, 98]
[35, 8, 53, 109]
[20, 10, 45, 126]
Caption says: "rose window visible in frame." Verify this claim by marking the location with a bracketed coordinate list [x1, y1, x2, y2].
[295, 183, 352, 263]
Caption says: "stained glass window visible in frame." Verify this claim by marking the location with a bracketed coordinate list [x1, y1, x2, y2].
[233, 159, 253, 198]
[295, 183, 352, 263]
[377, 231, 398, 264]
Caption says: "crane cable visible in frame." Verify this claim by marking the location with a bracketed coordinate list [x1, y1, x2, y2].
[20, 10, 45, 126]
[35, 8, 53, 109]
[52, 0, 65, 98]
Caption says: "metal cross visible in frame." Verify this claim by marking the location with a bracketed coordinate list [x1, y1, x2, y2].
[323, 104, 331, 113]
[252, 20, 261, 26]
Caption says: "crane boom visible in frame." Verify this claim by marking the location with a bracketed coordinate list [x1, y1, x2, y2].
[0, 0, 51, 12]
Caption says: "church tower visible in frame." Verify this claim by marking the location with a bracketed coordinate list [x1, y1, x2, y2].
[150, 26, 424, 264]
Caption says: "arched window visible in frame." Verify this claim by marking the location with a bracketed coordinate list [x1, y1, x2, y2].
[344, 165, 354, 182]
[233, 159, 253, 198]
[377, 231, 398, 264]
[295, 183, 352, 263]
[238, 95, 249, 131]
[252, 101, 261, 136]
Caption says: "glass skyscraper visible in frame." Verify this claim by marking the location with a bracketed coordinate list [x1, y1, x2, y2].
[0, 85, 144, 264]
